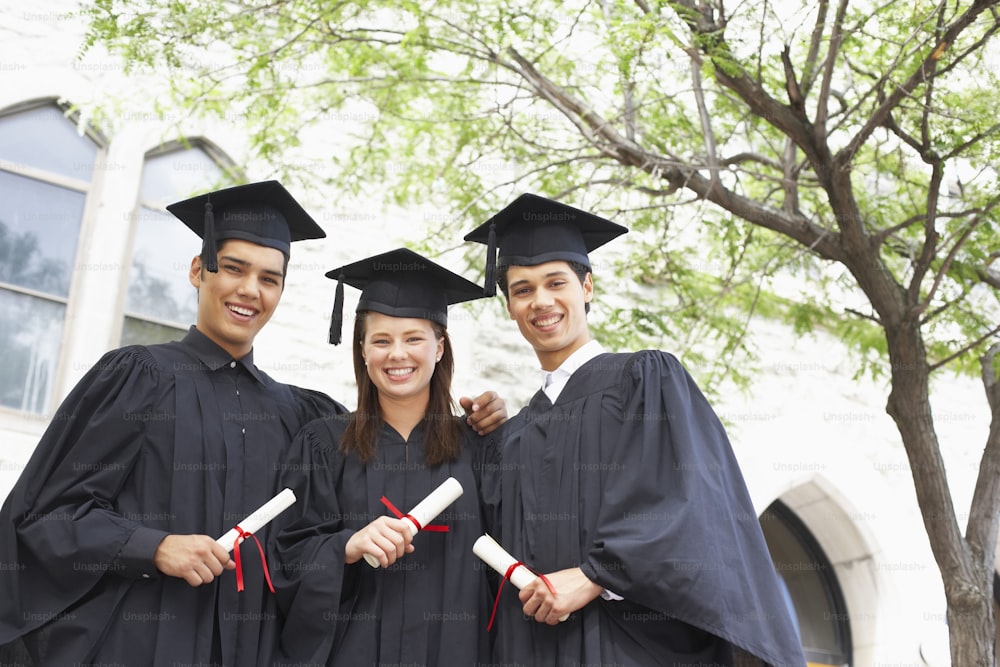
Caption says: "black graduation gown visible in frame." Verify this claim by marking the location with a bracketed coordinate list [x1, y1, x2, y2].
[0, 327, 345, 666]
[272, 414, 493, 666]
[481, 350, 806, 667]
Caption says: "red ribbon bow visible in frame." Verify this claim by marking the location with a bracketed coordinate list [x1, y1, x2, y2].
[232, 525, 275, 593]
[486, 561, 557, 631]
[379, 495, 449, 533]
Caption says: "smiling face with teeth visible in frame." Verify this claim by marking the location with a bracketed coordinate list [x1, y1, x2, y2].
[189, 239, 286, 359]
[504, 260, 594, 372]
[360, 312, 445, 409]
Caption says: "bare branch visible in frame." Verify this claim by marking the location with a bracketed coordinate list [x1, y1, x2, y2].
[929, 325, 1000, 373]
[965, 344, 1000, 569]
[908, 163, 944, 310]
[688, 47, 722, 197]
[845, 307, 882, 324]
[815, 0, 848, 137]
[800, 0, 830, 96]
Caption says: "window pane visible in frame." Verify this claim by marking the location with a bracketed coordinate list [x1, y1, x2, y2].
[121, 317, 186, 347]
[0, 105, 98, 181]
[140, 148, 225, 203]
[0, 170, 85, 297]
[0, 291, 63, 414]
[125, 206, 199, 324]
[759, 505, 849, 665]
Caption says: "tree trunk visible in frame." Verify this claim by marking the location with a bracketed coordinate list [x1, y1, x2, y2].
[949, 591, 995, 667]
[884, 323, 995, 666]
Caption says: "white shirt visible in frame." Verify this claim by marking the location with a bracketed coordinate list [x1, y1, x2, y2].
[540, 339, 606, 403]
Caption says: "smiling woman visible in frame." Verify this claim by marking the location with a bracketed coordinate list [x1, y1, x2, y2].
[271, 247, 500, 666]
[360, 313, 443, 421]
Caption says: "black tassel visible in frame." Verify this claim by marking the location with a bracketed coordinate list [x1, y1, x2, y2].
[203, 199, 218, 273]
[329, 272, 345, 345]
[484, 220, 497, 297]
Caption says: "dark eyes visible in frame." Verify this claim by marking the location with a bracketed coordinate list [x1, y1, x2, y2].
[514, 280, 565, 295]
[370, 337, 426, 344]
[222, 264, 280, 285]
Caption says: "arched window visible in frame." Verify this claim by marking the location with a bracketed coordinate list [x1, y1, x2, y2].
[121, 141, 236, 345]
[760, 500, 852, 667]
[0, 101, 102, 414]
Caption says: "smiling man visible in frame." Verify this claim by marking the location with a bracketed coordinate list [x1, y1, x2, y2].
[0, 181, 348, 666]
[465, 194, 806, 667]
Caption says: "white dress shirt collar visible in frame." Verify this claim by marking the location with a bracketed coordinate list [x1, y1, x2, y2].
[540, 339, 606, 402]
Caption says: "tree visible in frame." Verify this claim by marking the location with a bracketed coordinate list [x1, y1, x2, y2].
[81, 0, 1000, 662]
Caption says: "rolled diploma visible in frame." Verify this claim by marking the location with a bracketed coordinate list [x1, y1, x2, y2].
[363, 476, 463, 568]
[216, 488, 296, 552]
[473, 534, 568, 621]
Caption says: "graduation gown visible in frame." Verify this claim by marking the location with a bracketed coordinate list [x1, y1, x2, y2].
[0, 327, 345, 666]
[272, 414, 493, 666]
[482, 350, 806, 667]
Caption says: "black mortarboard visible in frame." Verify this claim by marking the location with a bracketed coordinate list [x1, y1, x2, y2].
[325, 247, 486, 345]
[463, 193, 628, 295]
[166, 180, 325, 272]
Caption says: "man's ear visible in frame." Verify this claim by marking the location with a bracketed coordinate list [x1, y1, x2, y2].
[583, 272, 594, 303]
[189, 256, 202, 289]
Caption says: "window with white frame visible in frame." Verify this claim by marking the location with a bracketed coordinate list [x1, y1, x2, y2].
[120, 142, 236, 346]
[0, 102, 100, 415]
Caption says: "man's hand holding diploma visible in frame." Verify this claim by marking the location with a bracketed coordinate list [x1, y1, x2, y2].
[519, 567, 602, 625]
[153, 535, 235, 586]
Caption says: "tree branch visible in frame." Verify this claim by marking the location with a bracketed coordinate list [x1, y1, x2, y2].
[908, 162, 943, 310]
[966, 344, 1000, 571]
[840, 0, 1000, 162]
[688, 46, 723, 197]
[929, 325, 1000, 373]
[500, 45, 845, 261]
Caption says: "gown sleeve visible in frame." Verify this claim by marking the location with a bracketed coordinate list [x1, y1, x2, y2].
[271, 417, 356, 663]
[0, 347, 167, 641]
[578, 350, 805, 667]
[289, 386, 349, 424]
[472, 419, 505, 539]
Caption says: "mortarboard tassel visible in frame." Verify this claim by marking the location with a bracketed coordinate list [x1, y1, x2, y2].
[329, 272, 345, 345]
[203, 198, 218, 273]
[484, 220, 497, 297]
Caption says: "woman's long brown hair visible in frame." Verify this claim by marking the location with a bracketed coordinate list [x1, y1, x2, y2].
[340, 311, 463, 466]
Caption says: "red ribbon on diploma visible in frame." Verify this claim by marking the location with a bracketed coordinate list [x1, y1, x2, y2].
[233, 525, 275, 593]
[379, 495, 449, 533]
[486, 561, 557, 631]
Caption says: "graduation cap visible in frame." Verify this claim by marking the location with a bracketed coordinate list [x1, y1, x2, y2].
[166, 180, 325, 272]
[463, 193, 628, 295]
[326, 247, 486, 345]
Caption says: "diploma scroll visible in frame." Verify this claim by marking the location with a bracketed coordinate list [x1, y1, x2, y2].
[473, 534, 568, 621]
[216, 488, 296, 552]
[363, 476, 464, 568]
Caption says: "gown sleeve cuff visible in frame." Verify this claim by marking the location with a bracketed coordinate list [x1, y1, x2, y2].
[579, 560, 625, 601]
[115, 526, 170, 579]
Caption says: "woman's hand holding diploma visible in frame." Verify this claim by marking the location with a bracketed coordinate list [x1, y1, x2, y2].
[345, 516, 416, 568]
[355, 477, 463, 569]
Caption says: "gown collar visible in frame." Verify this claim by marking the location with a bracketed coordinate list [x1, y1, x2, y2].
[181, 326, 266, 384]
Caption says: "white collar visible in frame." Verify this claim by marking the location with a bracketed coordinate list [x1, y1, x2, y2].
[540, 340, 606, 399]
